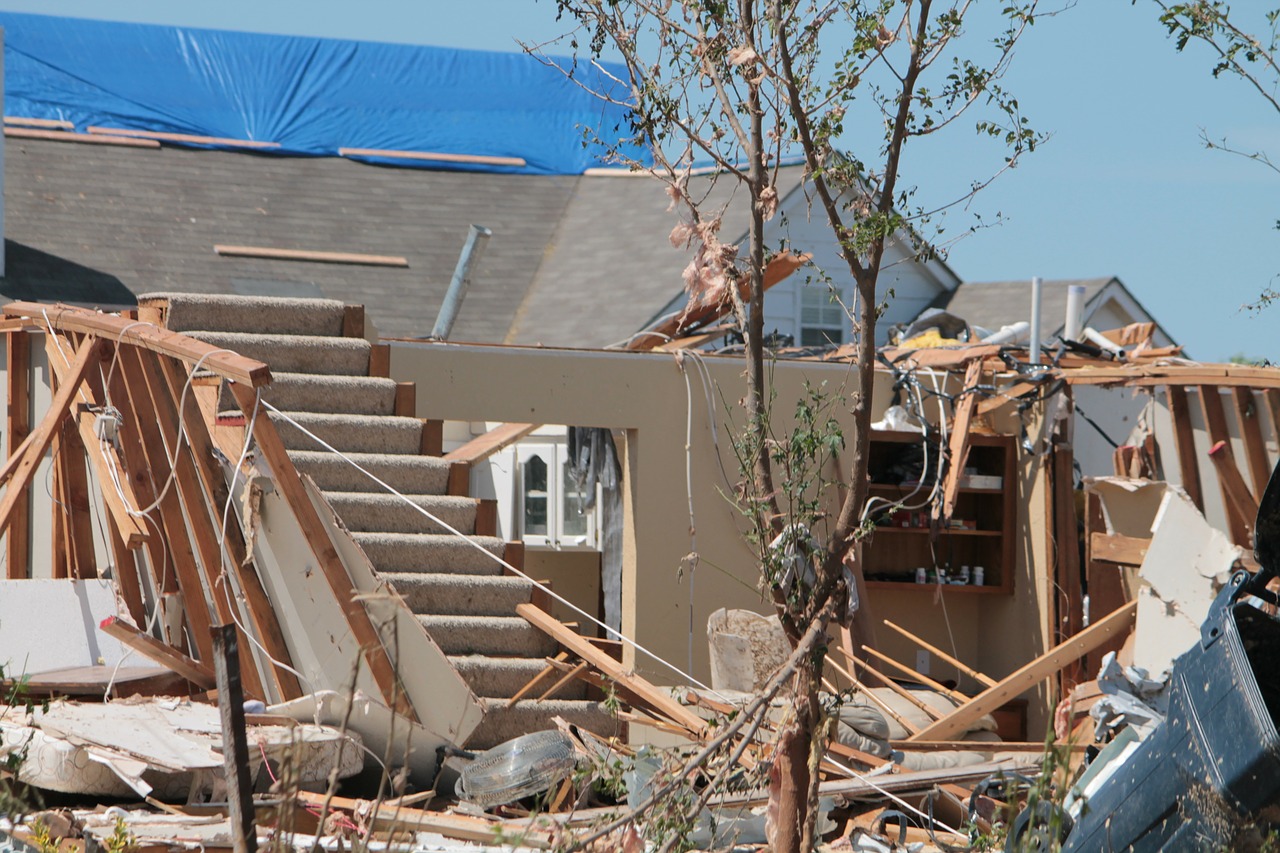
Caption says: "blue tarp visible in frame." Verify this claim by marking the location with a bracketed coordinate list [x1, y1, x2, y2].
[0, 12, 645, 174]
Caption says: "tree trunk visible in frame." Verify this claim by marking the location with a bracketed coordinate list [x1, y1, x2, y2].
[770, 664, 822, 851]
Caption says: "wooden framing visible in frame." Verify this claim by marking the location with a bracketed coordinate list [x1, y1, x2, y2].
[213, 244, 409, 268]
[57, 420, 97, 579]
[444, 422, 538, 464]
[1209, 440, 1259, 526]
[6, 331, 30, 578]
[1199, 386, 1252, 546]
[1232, 387, 1272, 500]
[99, 617, 216, 689]
[937, 358, 984, 521]
[1165, 385, 1204, 511]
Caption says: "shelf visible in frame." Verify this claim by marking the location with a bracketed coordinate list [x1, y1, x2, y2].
[867, 580, 1008, 595]
[872, 527, 1002, 537]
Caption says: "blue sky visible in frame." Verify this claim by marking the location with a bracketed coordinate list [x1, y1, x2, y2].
[0, 0, 1274, 361]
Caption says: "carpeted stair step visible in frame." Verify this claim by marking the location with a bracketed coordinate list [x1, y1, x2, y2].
[464, 700, 620, 750]
[140, 293, 348, 338]
[269, 411, 424, 454]
[323, 492, 478, 535]
[353, 533, 508, 575]
[289, 450, 451, 495]
[448, 655, 587, 700]
[188, 331, 370, 375]
[224, 373, 397, 416]
[382, 573, 533, 616]
[419, 615, 556, 658]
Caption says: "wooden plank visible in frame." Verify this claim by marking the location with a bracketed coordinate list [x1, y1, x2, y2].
[6, 331, 30, 578]
[50, 433, 68, 580]
[1266, 389, 1280, 459]
[341, 305, 365, 338]
[131, 348, 266, 700]
[975, 380, 1042, 416]
[99, 616, 216, 689]
[444, 422, 538, 464]
[155, 357, 301, 701]
[892, 740, 1086, 753]
[1209, 440, 1260, 525]
[369, 343, 391, 378]
[3, 127, 160, 147]
[909, 601, 1138, 742]
[4, 302, 271, 387]
[228, 381, 414, 720]
[213, 244, 409, 268]
[210, 625, 259, 853]
[1232, 387, 1272, 500]
[339, 146, 527, 168]
[0, 337, 105, 542]
[295, 791, 553, 849]
[516, 602, 705, 735]
[856, 660, 945, 721]
[4, 116, 73, 129]
[937, 359, 984, 521]
[420, 419, 443, 456]
[447, 461, 471, 496]
[1051, 439, 1085, 692]
[14, 665, 187, 698]
[393, 382, 416, 417]
[1084, 491, 1130, 675]
[860, 645, 970, 705]
[1088, 532, 1150, 566]
[881, 620, 997, 688]
[58, 420, 97, 579]
[1200, 386, 1252, 546]
[104, 512, 146, 623]
[86, 126, 280, 149]
[1166, 386, 1204, 511]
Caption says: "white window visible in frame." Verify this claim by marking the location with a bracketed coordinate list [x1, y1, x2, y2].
[799, 286, 846, 346]
[516, 442, 599, 548]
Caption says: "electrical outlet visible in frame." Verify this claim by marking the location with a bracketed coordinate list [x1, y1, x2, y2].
[916, 649, 931, 676]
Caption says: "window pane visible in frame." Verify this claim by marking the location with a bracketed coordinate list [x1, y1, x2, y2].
[800, 327, 841, 347]
[523, 455, 548, 535]
[562, 466, 589, 536]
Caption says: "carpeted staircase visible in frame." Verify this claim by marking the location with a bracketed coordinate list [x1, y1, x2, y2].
[138, 293, 618, 748]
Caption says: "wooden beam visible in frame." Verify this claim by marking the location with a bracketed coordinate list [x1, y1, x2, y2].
[1199, 386, 1252, 546]
[909, 601, 1138, 742]
[369, 343, 391, 378]
[0, 338, 105, 543]
[99, 617, 216, 689]
[420, 419, 443, 456]
[860, 645, 970, 705]
[1050, 439, 1084, 693]
[444, 422, 538, 464]
[338, 146, 527, 168]
[6, 331, 30, 578]
[58, 420, 97, 579]
[4, 303, 271, 387]
[881, 620, 997, 689]
[393, 382, 416, 418]
[1232, 387, 1272, 501]
[516, 602, 704, 735]
[130, 348, 266, 700]
[1088, 532, 1150, 566]
[856, 660, 946, 721]
[213, 244, 409, 268]
[937, 359, 984, 521]
[229, 381, 414, 719]
[1166, 385, 1204, 511]
[1266, 389, 1280, 459]
[86, 126, 281, 149]
[341, 305, 365, 338]
[823, 651, 921, 736]
[103, 512, 146, 623]
[975, 380, 1043, 416]
[210, 624, 259, 853]
[3, 127, 160, 147]
[155, 357, 301, 700]
[5, 116, 74, 129]
[1209, 440, 1260, 525]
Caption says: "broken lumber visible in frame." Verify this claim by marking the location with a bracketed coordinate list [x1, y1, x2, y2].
[213, 244, 409, 268]
[99, 617, 216, 689]
[882, 620, 997, 689]
[909, 600, 1138, 742]
[937, 358, 984, 521]
[1166, 385, 1205, 511]
[6, 330, 30, 578]
[444, 422, 537, 464]
[1209, 439, 1260, 528]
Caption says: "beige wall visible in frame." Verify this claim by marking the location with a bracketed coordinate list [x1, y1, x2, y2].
[394, 343, 1056, 723]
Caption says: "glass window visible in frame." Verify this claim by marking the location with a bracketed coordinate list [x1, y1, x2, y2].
[799, 287, 845, 346]
[522, 454, 549, 536]
[562, 466, 590, 536]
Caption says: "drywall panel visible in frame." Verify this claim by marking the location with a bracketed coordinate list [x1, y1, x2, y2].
[0, 578, 126, 674]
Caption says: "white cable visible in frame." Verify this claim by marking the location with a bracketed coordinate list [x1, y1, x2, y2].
[675, 353, 699, 677]
[257, 399, 724, 696]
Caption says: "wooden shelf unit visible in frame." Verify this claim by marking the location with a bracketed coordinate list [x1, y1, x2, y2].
[861, 429, 1017, 595]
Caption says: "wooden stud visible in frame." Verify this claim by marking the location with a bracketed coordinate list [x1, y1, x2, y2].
[1083, 492, 1130, 676]
[1200, 386, 1252, 546]
[444, 422, 538, 464]
[58, 420, 97, 579]
[99, 617, 216, 689]
[824, 651, 922, 735]
[131, 349, 266, 700]
[229, 382, 415, 720]
[50, 432, 68, 580]
[0, 337, 105, 545]
[1050, 440, 1084, 691]
[393, 382, 416, 418]
[475, 499, 498, 536]
[342, 304, 365, 338]
[5, 303, 271, 387]
[420, 419, 443, 456]
[104, 512, 146, 623]
[505, 652, 569, 708]
[517, 602, 707, 736]
[213, 244, 408, 268]
[937, 359, 984, 521]
[6, 331, 30, 578]
[113, 348, 216, 664]
[881, 620, 997, 689]
[1266, 390, 1280, 460]
[1232, 387, 1272, 501]
[536, 662, 589, 702]
[1209, 440, 1259, 525]
[155, 358, 301, 700]
[909, 601, 1138, 742]
[1088, 532, 1150, 566]
[861, 645, 970, 705]
[369, 343, 391, 378]
[1166, 386, 1204, 511]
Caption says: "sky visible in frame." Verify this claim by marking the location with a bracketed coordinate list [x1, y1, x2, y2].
[0, 0, 1275, 361]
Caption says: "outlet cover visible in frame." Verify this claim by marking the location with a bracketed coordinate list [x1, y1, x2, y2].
[915, 649, 930, 676]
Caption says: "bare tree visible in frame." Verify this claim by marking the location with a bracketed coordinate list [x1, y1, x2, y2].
[527, 2, 1041, 848]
